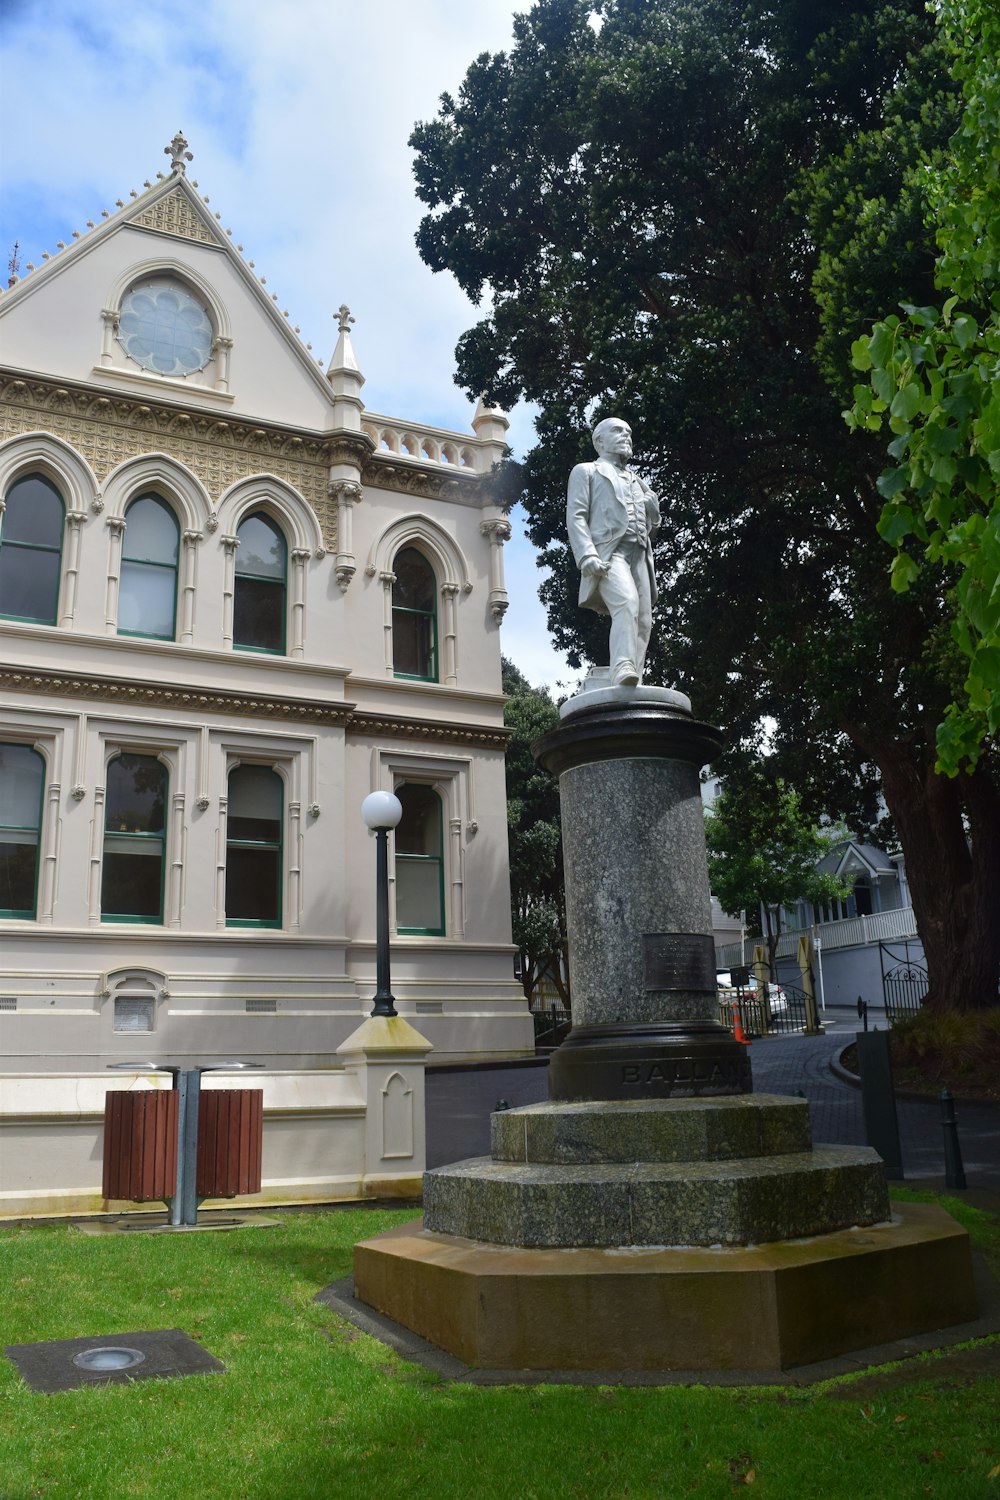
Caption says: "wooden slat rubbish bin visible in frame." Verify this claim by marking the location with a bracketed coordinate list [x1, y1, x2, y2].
[102, 1090, 178, 1202]
[197, 1088, 263, 1198]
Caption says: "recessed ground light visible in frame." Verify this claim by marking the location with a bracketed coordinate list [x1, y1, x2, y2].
[72, 1346, 146, 1373]
[4, 1329, 224, 1393]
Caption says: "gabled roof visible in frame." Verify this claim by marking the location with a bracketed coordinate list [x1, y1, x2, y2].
[0, 135, 338, 410]
[815, 839, 897, 881]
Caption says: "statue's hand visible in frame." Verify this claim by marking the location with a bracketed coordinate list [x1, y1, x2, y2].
[581, 557, 609, 578]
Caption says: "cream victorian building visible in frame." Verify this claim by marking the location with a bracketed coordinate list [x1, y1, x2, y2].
[0, 135, 531, 1077]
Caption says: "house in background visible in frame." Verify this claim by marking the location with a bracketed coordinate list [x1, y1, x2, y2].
[715, 837, 923, 1010]
[0, 136, 532, 1074]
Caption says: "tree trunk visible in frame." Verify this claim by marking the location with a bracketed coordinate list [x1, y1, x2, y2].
[863, 733, 1000, 1011]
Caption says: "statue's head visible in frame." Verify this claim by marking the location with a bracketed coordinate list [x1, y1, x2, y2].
[592, 417, 632, 460]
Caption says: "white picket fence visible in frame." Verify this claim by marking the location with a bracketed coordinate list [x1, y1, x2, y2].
[716, 906, 920, 969]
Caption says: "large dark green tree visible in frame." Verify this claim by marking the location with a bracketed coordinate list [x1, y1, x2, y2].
[411, 0, 1000, 1011]
[502, 658, 569, 1006]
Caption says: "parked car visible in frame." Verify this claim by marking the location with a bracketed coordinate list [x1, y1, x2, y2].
[716, 970, 788, 1016]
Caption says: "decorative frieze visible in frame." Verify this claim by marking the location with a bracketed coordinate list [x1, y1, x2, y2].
[0, 667, 509, 747]
[1, 373, 498, 515]
[0, 667, 355, 727]
[127, 185, 223, 246]
[0, 376, 334, 544]
[349, 713, 510, 750]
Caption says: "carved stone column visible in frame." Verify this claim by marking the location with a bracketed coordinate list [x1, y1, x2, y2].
[221, 534, 240, 649]
[290, 548, 311, 658]
[448, 815, 465, 938]
[180, 530, 202, 644]
[38, 775, 61, 923]
[100, 308, 120, 367]
[440, 582, 461, 685]
[213, 335, 233, 393]
[330, 479, 362, 591]
[287, 798, 302, 930]
[104, 516, 126, 634]
[380, 570, 396, 675]
[215, 788, 229, 930]
[88, 783, 106, 925]
[480, 517, 512, 623]
[168, 790, 185, 927]
[61, 511, 88, 628]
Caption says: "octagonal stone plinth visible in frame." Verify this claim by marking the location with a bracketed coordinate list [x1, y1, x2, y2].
[353, 1203, 977, 1371]
[490, 1095, 811, 1166]
[423, 1144, 890, 1249]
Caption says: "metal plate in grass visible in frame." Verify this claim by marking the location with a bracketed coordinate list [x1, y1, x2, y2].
[4, 1328, 225, 1394]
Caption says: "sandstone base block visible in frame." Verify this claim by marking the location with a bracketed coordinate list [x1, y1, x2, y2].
[353, 1202, 977, 1371]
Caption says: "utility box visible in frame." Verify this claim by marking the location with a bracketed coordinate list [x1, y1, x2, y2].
[196, 1088, 263, 1199]
[102, 1090, 178, 1202]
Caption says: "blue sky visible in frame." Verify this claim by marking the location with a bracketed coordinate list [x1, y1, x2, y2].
[0, 0, 580, 691]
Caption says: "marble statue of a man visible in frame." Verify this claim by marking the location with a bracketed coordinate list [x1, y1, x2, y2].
[566, 417, 660, 687]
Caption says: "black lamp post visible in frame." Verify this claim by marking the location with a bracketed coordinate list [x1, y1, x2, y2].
[361, 790, 403, 1017]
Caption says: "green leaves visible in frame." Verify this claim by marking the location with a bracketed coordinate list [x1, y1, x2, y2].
[845, 0, 1000, 773]
[890, 381, 925, 422]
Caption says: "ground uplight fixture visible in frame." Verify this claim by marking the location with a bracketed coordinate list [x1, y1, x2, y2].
[73, 1346, 146, 1372]
[361, 790, 403, 1018]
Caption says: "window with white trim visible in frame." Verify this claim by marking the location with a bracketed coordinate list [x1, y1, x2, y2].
[0, 473, 65, 625]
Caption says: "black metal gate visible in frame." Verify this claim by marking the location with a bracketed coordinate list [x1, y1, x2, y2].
[879, 939, 928, 1024]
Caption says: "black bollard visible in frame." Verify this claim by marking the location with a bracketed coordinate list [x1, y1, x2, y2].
[856, 996, 869, 1032]
[495, 1099, 511, 1112]
[940, 1088, 967, 1189]
[855, 1029, 904, 1180]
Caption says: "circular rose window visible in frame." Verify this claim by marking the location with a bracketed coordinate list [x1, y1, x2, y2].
[117, 279, 214, 377]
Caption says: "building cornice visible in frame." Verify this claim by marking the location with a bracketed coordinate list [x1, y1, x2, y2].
[1, 664, 510, 747]
[349, 712, 509, 749]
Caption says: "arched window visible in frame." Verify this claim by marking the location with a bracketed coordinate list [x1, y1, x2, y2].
[0, 743, 44, 919]
[395, 783, 444, 935]
[101, 753, 167, 923]
[234, 512, 286, 653]
[0, 473, 65, 625]
[225, 765, 283, 927]
[118, 494, 179, 640]
[392, 547, 437, 681]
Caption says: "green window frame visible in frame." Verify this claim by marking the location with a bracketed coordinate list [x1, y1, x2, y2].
[0, 472, 65, 626]
[225, 764, 283, 928]
[101, 753, 167, 924]
[394, 783, 445, 936]
[392, 547, 438, 681]
[117, 493, 180, 641]
[234, 512, 287, 655]
[0, 742, 45, 919]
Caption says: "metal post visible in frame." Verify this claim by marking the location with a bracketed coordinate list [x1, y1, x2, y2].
[940, 1088, 967, 1189]
[371, 827, 397, 1018]
[856, 1028, 903, 1180]
[170, 1068, 202, 1227]
[857, 996, 869, 1032]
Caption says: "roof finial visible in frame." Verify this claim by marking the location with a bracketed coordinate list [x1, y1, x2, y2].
[336, 303, 355, 335]
[7, 241, 21, 288]
[165, 132, 193, 175]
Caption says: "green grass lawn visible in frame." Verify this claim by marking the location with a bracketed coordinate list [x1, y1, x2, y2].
[0, 1194, 996, 1500]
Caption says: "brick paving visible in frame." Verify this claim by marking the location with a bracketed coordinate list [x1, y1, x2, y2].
[426, 1011, 1000, 1197]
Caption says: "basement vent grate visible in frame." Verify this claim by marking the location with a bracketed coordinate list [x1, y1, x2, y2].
[246, 998, 277, 1014]
[0, 997, 17, 1011]
[415, 1001, 444, 1015]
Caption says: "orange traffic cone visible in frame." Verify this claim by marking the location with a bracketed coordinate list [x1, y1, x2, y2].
[733, 1010, 751, 1046]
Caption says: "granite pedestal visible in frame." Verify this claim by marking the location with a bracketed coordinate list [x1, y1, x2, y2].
[352, 689, 978, 1371]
